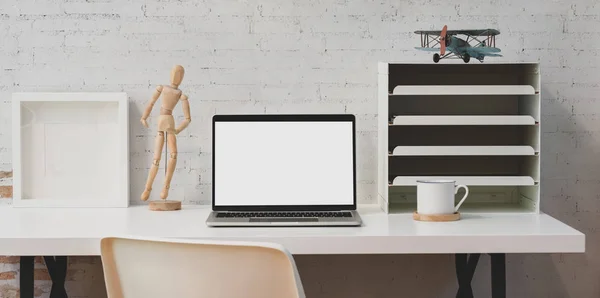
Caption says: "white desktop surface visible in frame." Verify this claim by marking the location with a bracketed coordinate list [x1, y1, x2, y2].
[0, 205, 584, 256]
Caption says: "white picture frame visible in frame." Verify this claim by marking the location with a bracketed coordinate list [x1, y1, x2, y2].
[12, 92, 129, 207]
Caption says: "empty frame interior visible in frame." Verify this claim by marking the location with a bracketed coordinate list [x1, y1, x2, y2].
[19, 100, 121, 202]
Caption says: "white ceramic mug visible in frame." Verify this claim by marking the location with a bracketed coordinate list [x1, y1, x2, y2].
[416, 180, 469, 215]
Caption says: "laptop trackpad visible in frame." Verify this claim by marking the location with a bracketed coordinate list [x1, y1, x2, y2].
[250, 218, 318, 222]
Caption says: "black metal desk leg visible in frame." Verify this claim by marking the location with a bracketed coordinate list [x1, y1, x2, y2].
[43, 256, 68, 298]
[455, 254, 469, 298]
[490, 254, 506, 298]
[20, 256, 34, 298]
[455, 253, 480, 298]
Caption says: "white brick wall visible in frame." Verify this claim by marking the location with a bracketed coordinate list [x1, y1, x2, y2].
[0, 0, 599, 297]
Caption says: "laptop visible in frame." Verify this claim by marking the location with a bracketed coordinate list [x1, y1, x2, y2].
[206, 114, 362, 227]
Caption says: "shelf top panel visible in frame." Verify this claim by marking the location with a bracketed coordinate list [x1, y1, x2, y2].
[392, 85, 536, 95]
[390, 146, 537, 156]
[383, 62, 540, 65]
[391, 115, 537, 126]
[391, 176, 536, 186]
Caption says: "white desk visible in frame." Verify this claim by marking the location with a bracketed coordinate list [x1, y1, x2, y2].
[1, 205, 584, 298]
[0, 205, 584, 255]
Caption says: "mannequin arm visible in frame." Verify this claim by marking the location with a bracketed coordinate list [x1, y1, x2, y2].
[141, 85, 163, 127]
[175, 94, 191, 134]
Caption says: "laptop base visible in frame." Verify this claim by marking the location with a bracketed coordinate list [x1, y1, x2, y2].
[206, 210, 362, 227]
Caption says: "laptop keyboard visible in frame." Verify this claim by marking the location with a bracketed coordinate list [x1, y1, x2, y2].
[216, 211, 352, 218]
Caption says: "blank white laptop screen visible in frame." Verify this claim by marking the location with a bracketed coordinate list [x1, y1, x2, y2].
[214, 120, 354, 207]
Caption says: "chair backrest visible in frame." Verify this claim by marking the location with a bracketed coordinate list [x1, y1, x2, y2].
[101, 237, 306, 298]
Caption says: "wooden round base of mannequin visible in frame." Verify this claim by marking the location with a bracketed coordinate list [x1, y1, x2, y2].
[149, 200, 182, 211]
[413, 211, 460, 222]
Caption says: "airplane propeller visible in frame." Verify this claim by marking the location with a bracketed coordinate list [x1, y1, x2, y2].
[440, 25, 448, 56]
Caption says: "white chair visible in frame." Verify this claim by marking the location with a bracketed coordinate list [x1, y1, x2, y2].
[100, 237, 306, 298]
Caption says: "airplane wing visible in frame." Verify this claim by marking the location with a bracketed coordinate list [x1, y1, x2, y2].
[414, 30, 442, 36]
[447, 29, 500, 36]
[466, 47, 502, 56]
[415, 29, 500, 36]
[415, 47, 441, 52]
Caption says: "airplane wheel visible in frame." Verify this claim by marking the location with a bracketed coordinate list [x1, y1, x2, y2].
[433, 53, 440, 63]
[463, 54, 470, 63]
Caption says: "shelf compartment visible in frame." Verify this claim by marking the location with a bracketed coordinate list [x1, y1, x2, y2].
[391, 146, 536, 156]
[388, 156, 539, 181]
[388, 95, 540, 121]
[391, 115, 536, 126]
[389, 125, 539, 150]
[390, 176, 535, 186]
[390, 202, 533, 214]
[388, 185, 538, 214]
[392, 85, 535, 96]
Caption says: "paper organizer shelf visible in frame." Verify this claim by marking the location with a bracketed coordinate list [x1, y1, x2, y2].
[12, 93, 129, 207]
[378, 62, 541, 214]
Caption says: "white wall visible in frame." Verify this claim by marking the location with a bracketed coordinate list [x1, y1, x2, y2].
[0, 0, 599, 297]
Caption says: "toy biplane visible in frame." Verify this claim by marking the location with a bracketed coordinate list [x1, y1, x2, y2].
[415, 25, 502, 63]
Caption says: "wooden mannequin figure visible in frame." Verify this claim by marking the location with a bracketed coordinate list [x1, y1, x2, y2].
[140, 65, 191, 211]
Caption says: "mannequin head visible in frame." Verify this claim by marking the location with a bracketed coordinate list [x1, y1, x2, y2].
[170, 65, 185, 88]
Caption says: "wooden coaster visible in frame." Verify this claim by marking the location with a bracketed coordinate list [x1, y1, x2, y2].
[149, 200, 182, 211]
[413, 211, 460, 222]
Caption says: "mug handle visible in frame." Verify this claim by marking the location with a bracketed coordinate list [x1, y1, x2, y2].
[454, 185, 469, 212]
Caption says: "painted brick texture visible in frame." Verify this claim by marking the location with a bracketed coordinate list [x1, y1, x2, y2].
[0, 0, 599, 297]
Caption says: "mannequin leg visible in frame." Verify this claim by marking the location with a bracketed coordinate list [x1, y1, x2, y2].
[141, 132, 165, 201]
[160, 133, 177, 199]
